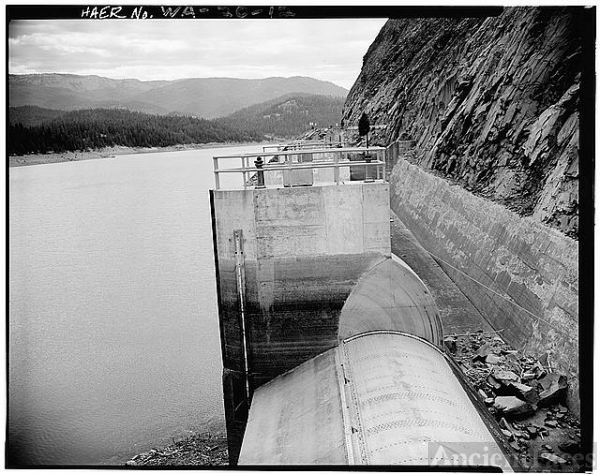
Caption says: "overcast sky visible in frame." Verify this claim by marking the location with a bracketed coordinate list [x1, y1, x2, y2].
[8, 17, 388, 90]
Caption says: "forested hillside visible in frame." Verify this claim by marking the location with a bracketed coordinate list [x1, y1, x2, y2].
[9, 92, 343, 155]
[8, 105, 66, 127]
[214, 94, 344, 138]
[8, 108, 262, 155]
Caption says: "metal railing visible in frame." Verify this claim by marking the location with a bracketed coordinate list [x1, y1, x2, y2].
[262, 140, 341, 153]
[213, 146, 386, 190]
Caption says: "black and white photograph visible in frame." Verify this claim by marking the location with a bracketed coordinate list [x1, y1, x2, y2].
[6, 3, 594, 470]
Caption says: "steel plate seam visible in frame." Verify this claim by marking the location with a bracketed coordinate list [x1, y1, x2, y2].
[341, 339, 369, 464]
[334, 346, 354, 464]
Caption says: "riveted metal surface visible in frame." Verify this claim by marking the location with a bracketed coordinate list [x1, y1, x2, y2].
[238, 349, 347, 465]
[239, 331, 512, 469]
[338, 258, 443, 346]
[342, 332, 508, 467]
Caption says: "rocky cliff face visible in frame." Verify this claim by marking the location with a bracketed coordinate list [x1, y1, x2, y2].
[343, 7, 581, 238]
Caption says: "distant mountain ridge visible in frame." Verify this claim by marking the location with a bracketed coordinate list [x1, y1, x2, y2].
[214, 93, 345, 138]
[8, 92, 344, 154]
[9, 73, 348, 119]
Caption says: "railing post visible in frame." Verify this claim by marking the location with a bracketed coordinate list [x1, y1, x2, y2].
[213, 156, 221, 190]
[286, 154, 293, 186]
[334, 151, 340, 185]
[242, 156, 247, 190]
[364, 151, 374, 183]
[254, 156, 265, 189]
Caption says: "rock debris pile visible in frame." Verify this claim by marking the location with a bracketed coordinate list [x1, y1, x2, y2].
[445, 331, 582, 471]
[125, 433, 228, 467]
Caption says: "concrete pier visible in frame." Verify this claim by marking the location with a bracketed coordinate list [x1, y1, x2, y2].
[211, 182, 391, 374]
[210, 150, 396, 462]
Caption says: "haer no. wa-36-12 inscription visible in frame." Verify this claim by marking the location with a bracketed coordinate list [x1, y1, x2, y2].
[81, 5, 296, 19]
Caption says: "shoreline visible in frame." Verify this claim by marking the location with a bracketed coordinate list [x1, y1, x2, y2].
[8, 141, 266, 168]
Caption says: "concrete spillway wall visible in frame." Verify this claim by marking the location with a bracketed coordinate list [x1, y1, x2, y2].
[388, 156, 579, 415]
[211, 183, 391, 376]
[210, 182, 393, 462]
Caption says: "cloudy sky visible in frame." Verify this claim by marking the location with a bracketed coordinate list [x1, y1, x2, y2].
[9, 16, 388, 90]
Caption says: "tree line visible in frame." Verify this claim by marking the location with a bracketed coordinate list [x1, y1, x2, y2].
[8, 108, 263, 155]
[213, 94, 345, 138]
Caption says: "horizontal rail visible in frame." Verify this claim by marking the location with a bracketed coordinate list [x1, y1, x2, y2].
[214, 160, 384, 174]
[346, 124, 388, 130]
[214, 146, 385, 160]
[262, 141, 333, 152]
[262, 144, 341, 152]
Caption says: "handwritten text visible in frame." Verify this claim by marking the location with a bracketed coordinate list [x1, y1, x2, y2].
[81, 5, 297, 20]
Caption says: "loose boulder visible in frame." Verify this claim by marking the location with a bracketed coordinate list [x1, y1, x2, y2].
[494, 396, 535, 417]
[538, 373, 568, 406]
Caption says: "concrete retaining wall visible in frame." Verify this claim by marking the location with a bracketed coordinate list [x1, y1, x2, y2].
[389, 158, 579, 415]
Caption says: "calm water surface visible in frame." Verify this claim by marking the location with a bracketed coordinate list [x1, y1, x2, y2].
[8, 145, 262, 465]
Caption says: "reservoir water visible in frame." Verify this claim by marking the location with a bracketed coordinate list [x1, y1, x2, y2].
[8, 144, 263, 466]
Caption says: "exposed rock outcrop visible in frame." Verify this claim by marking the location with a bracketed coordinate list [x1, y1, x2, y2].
[343, 7, 582, 238]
